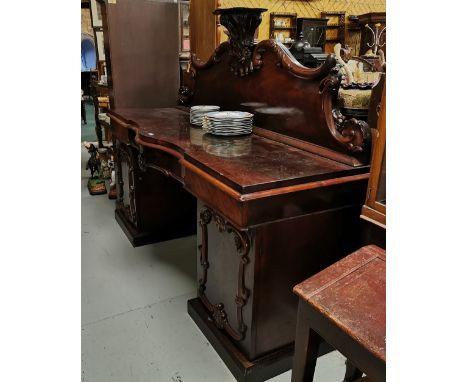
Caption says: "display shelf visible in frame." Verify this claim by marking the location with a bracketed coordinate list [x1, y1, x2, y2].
[270, 12, 297, 44]
[296, 18, 328, 50]
[321, 11, 345, 44]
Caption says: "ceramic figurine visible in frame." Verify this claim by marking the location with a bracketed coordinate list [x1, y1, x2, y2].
[98, 148, 112, 179]
[86, 144, 100, 179]
[84, 143, 107, 195]
[108, 151, 117, 199]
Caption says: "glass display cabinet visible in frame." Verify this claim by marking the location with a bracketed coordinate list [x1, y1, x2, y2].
[269, 12, 297, 46]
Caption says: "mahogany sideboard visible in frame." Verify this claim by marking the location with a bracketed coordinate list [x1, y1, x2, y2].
[108, 8, 377, 382]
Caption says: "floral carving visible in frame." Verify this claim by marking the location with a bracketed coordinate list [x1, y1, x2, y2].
[332, 108, 371, 153]
[213, 8, 267, 76]
[212, 303, 228, 330]
[115, 142, 138, 227]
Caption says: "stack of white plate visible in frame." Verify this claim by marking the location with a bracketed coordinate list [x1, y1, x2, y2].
[202, 111, 254, 136]
[190, 105, 220, 126]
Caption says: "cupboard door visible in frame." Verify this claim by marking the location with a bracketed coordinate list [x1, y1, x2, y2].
[116, 141, 138, 228]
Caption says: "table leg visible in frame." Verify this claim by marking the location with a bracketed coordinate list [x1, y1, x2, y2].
[343, 359, 363, 382]
[291, 301, 322, 382]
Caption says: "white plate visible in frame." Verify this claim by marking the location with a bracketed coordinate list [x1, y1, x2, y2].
[204, 111, 253, 119]
[207, 130, 252, 136]
[190, 105, 220, 111]
[205, 120, 252, 124]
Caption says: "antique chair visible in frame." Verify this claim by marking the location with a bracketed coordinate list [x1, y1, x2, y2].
[291, 245, 386, 382]
[291, 80, 386, 382]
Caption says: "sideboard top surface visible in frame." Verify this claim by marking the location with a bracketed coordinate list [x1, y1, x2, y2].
[110, 107, 368, 194]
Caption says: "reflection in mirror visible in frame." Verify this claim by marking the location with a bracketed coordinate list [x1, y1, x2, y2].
[202, 134, 252, 158]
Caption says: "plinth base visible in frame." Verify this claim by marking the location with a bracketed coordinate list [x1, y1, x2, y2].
[187, 298, 335, 381]
[115, 209, 195, 247]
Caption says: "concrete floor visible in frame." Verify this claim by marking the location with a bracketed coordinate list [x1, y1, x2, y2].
[81, 146, 347, 382]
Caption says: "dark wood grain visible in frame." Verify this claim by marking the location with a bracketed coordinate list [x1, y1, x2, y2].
[183, 38, 371, 165]
[107, 55, 370, 381]
[109, 108, 368, 195]
[101, 0, 180, 108]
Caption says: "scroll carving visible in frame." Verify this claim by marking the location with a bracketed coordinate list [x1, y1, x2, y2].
[320, 67, 372, 154]
[191, 43, 229, 72]
[331, 109, 371, 153]
[137, 146, 170, 177]
[198, 206, 250, 341]
[252, 39, 336, 80]
[115, 141, 138, 226]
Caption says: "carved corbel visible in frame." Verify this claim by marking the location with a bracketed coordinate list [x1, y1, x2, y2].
[331, 109, 371, 153]
[320, 66, 371, 155]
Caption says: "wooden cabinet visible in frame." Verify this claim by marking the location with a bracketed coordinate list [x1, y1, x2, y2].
[269, 12, 297, 46]
[98, 0, 197, 246]
[358, 12, 386, 56]
[189, 0, 220, 62]
[321, 10, 345, 51]
[97, 0, 180, 109]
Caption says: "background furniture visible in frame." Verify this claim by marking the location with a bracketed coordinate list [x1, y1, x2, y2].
[179, 0, 191, 76]
[321, 11, 345, 52]
[81, 89, 87, 124]
[81, 70, 97, 98]
[189, 0, 221, 62]
[357, 12, 386, 56]
[89, 78, 110, 148]
[98, 0, 180, 109]
[292, 244, 386, 382]
[296, 18, 328, 50]
[98, 0, 196, 245]
[289, 36, 327, 68]
[269, 12, 297, 46]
